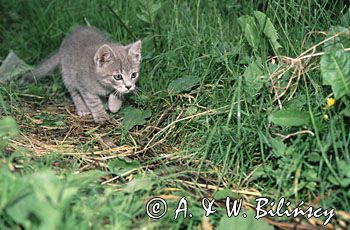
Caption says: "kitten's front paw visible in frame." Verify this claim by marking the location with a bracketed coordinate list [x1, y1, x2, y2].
[77, 109, 91, 116]
[19, 73, 34, 84]
[108, 94, 123, 113]
[109, 103, 122, 113]
[93, 114, 110, 124]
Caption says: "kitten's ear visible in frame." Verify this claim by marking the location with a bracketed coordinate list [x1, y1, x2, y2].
[126, 40, 141, 62]
[94, 44, 114, 69]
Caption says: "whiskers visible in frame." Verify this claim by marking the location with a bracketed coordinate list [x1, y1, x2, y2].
[133, 87, 142, 96]
[111, 87, 140, 99]
[113, 90, 122, 97]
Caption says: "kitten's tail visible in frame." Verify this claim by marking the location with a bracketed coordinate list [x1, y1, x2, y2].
[22, 51, 60, 82]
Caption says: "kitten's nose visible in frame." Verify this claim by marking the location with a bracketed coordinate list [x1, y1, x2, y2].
[125, 85, 131, 90]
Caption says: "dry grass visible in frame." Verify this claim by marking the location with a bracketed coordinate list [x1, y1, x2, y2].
[268, 31, 350, 108]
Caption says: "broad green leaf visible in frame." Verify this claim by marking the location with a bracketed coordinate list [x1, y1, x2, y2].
[250, 167, 269, 181]
[304, 169, 318, 181]
[167, 76, 200, 95]
[6, 171, 63, 229]
[321, 48, 350, 99]
[269, 138, 287, 157]
[340, 10, 350, 27]
[285, 95, 307, 110]
[245, 24, 260, 51]
[328, 174, 350, 187]
[268, 110, 310, 127]
[341, 107, 350, 117]
[243, 61, 266, 95]
[238, 15, 255, 27]
[6, 192, 61, 229]
[137, 14, 149, 23]
[0, 116, 19, 138]
[108, 158, 141, 175]
[237, 15, 256, 35]
[253, 11, 282, 51]
[0, 166, 27, 211]
[62, 171, 104, 209]
[30, 171, 61, 205]
[217, 210, 273, 230]
[308, 152, 321, 162]
[338, 160, 350, 178]
[341, 97, 350, 116]
[66, 170, 105, 187]
[324, 27, 350, 51]
[4, 170, 104, 229]
[238, 15, 260, 51]
[120, 107, 152, 131]
[327, 175, 340, 186]
[339, 179, 350, 187]
[124, 177, 153, 193]
[213, 189, 239, 200]
[150, 2, 162, 13]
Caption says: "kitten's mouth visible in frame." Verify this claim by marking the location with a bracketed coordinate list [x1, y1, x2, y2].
[113, 88, 131, 95]
[121, 87, 135, 94]
[116, 90, 131, 95]
[123, 89, 134, 94]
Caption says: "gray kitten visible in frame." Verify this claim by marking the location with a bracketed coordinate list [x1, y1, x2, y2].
[25, 26, 141, 124]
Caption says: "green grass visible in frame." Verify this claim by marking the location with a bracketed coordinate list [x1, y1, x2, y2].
[1, 0, 350, 229]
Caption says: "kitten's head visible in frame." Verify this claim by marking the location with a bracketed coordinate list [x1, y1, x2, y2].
[94, 40, 141, 94]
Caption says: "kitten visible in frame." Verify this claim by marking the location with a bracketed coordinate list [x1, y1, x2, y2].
[24, 26, 141, 124]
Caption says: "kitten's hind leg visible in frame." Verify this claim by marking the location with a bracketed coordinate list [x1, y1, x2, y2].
[80, 92, 110, 124]
[70, 90, 91, 116]
[108, 94, 123, 113]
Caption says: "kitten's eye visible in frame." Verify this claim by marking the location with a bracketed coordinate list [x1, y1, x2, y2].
[113, 74, 123, 80]
[131, 72, 138, 79]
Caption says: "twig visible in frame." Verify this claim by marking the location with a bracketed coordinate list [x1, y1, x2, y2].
[268, 64, 283, 109]
[299, 31, 347, 57]
[179, 180, 261, 196]
[299, 47, 350, 60]
[273, 130, 315, 141]
[144, 106, 229, 149]
[62, 145, 132, 156]
[301, 31, 327, 50]
[144, 102, 177, 139]
[61, 125, 75, 144]
[101, 175, 120, 185]
[268, 29, 350, 106]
